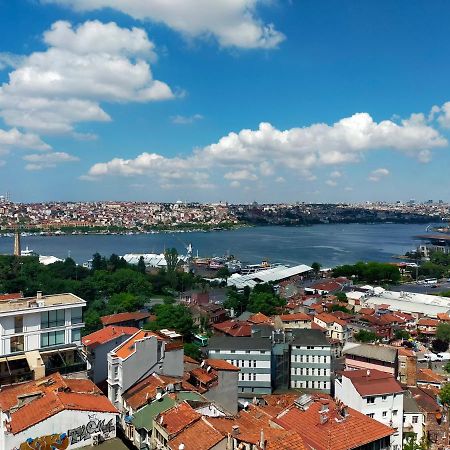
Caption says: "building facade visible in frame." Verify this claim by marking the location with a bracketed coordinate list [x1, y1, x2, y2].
[290, 329, 332, 392]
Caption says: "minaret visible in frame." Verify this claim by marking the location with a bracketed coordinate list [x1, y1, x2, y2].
[13, 227, 21, 256]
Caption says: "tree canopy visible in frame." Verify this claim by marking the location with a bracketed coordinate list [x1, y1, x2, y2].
[354, 329, 378, 343]
[436, 323, 450, 342]
[332, 262, 400, 283]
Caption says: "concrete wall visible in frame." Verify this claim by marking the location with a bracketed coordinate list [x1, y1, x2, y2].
[204, 370, 239, 415]
[2, 409, 117, 450]
[161, 348, 183, 378]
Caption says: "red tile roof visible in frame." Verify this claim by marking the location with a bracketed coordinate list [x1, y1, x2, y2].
[112, 329, 162, 360]
[417, 368, 446, 385]
[212, 320, 252, 337]
[279, 313, 311, 322]
[100, 311, 154, 326]
[342, 369, 403, 397]
[0, 293, 22, 302]
[205, 359, 240, 372]
[315, 312, 347, 327]
[123, 373, 190, 410]
[0, 373, 117, 434]
[418, 318, 439, 327]
[157, 402, 201, 436]
[359, 308, 375, 316]
[247, 312, 272, 324]
[274, 396, 394, 450]
[82, 325, 139, 349]
[169, 417, 225, 450]
[190, 367, 217, 385]
[438, 313, 450, 321]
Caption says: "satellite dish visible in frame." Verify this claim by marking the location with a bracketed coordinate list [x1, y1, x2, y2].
[179, 445, 185, 450]
[156, 392, 162, 401]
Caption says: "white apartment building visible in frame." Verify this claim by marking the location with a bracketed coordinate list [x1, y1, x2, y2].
[107, 330, 183, 411]
[313, 313, 350, 342]
[335, 369, 403, 450]
[207, 336, 272, 398]
[0, 292, 86, 384]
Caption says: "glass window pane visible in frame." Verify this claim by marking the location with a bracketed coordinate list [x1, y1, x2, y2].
[72, 328, 81, 342]
[41, 333, 49, 347]
[56, 330, 65, 345]
[71, 308, 82, 324]
[49, 332, 56, 346]
[41, 312, 49, 328]
[57, 310, 65, 326]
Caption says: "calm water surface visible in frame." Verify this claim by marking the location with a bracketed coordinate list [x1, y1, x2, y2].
[0, 223, 434, 267]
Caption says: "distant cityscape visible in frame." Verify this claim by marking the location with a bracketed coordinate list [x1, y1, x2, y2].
[0, 195, 449, 232]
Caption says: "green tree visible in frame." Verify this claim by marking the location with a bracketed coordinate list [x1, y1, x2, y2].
[403, 434, 428, 450]
[395, 329, 410, 340]
[164, 248, 179, 289]
[436, 323, 450, 342]
[247, 291, 285, 316]
[354, 329, 378, 343]
[137, 256, 146, 274]
[432, 339, 449, 353]
[311, 262, 322, 275]
[92, 253, 106, 271]
[146, 302, 195, 339]
[216, 267, 231, 279]
[444, 361, 450, 373]
[335, 292, 348, 302]
[183, 343, 201, 361]
[439, 383, 450, 431]
[330, 304, 351, 313]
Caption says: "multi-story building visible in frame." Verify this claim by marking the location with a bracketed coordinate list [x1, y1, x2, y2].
[82, 325, 138, 384]
[0, 292, 86, 384]
[334, 369, 404, 450]
[107, 330, 184, 410]
[313, 312, 350, 342]
[290, 329, 332, 392]
[278, 313, 312, 330]
[208, 336, 272, 398]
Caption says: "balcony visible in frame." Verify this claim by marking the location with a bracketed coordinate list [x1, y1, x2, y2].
[41, 347, 87, 376]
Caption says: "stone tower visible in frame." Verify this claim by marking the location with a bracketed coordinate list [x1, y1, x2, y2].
[13, 227, 21, 256]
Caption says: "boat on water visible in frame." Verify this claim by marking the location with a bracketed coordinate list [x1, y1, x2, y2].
[240, 259, 283, 275]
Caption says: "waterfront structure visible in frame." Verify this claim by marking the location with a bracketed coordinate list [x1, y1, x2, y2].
[363, 289, 450, 318]
[290, 329, 332, 392]
[0, 292, 86, 384]
[208, 336, 272, 398]
[107, 330, 184, 410]
[227, 264, 313, 290]
[0, 372, 118, 450]
[82, 325, 138, 384]
[334, 369, 404, 450]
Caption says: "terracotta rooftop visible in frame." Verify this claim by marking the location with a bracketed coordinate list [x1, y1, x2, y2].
[359, 307, 375, 316]
[274, 396, 394, 450]
[112, 329, 163, 360]
[100, 311, 154, 326]
[417, 318, 440, 327]
[157, 401, 201, 437]
[438, 313, 450, 321]
[417, 368, 446, 385]
[82, 325, 139, 349]
[0, 373, 117, 434]
[408, 386, 441, 413]
[342, 369, 404, 397]
[205, 359, 240, 372]
[0, 293, 22, 302]
[279, 313, 311, 322]
[212, 320, 252, 337]
[169, 417, 225, 450]
[123, 373, 191, 411]
[247, 312, 272, 324]
[315, 312, 347, 327]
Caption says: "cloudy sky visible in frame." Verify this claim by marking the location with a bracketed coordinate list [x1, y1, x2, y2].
[1, 0, 450, 203]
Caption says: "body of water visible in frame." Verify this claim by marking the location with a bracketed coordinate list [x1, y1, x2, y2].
[0, 223, 434, 267]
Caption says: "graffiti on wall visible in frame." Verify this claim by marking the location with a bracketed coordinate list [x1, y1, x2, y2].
[67, 417, 115, 445]
[15, 415, 115, 450]
[18, 433, 69, 450]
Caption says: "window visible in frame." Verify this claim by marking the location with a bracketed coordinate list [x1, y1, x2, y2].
[412, 415, 418, 423]
[367, 413, 374, 418]
[11, 335, 24, 353]
[41, 330, 65, 347]
[253, 360, 257, 367]
[252, 373, 256, 381]
[393, 410, 398, 416]
[382, 411, 387, 417]
[14, 316, 23, 333]
[382, 395, 387, 401]
[71, 328, 81, 342]
[366, 397, 375, 404]
[41, 310, 65, 329]
[71, 308, 82, 324]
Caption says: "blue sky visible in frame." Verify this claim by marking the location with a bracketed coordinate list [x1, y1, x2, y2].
[1, 0, 450, 203]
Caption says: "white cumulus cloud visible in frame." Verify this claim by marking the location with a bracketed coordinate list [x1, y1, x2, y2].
[170, 114, 203, 125]
[42, 0, 285, 49]
[368, 168, 390, 182]
[0, 20, 174, 135]
[85, 110, 447, 190]
[23, 151, 79, 170]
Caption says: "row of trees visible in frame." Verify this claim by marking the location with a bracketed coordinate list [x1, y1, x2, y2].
[333, 261, 401, 283]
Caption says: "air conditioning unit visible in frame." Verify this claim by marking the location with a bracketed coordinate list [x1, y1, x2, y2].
[92, 434, 101, 446]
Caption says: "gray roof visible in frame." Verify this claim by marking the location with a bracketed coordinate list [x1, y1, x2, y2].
[290, 329, 330, 347]
[343, 343, 397, 363]
[208, 336, 272, 351]
[403, 391, 422, 414]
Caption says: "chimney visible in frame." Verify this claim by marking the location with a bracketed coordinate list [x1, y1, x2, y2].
[259, 429, 266, 450]
[36, 291, 42, 300]
[231, 425, 240, 437]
